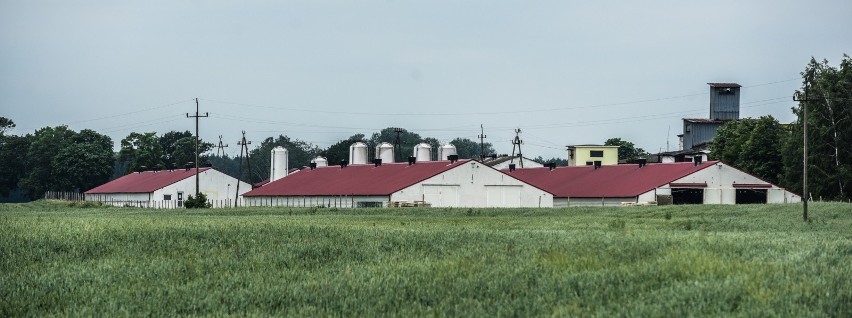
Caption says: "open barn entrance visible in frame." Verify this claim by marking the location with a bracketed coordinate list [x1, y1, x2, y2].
[736, 189, 767, 204]
[672, 188, 704, 204]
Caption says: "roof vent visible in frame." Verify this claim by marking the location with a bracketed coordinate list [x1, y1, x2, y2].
[508, 163, 516, 172]
[492, 154, 499, 159]
[340, 159, 348, 168]
[373, 158, 382, 167]
[638, 158, 647, 168]
[309, 162, 317, 170]
[548, 162, 557, 171]
[408, 156, 416, 165]
[694, 156, 703, 166]
[593, 161, 602, 170]
[171, 163, 177, 172]
[137, 166, 147, 173]
[185, 162, 193, 171]
[448, 154, 459, 163]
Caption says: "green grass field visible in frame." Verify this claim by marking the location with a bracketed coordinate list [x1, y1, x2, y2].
[1, 201, 851, 317]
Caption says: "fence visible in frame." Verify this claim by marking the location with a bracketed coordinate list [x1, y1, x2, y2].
[44, 191, 85, 201]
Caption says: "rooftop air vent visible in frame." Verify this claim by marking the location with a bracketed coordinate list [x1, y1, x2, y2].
[408, 156, 416, 165]
[509, 163, 516, 171]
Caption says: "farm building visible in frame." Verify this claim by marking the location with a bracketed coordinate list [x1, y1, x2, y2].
[243, 159, 553, 208]
[567, 145, 619, 166]
[505, 161, 800, 206]
[85, 167, 251, 207]
[482, 155, 544, 170]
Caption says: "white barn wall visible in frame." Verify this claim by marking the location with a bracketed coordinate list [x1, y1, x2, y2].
[664, 163, 800, 204]
[86, 193, 149, 203]
[553, 197, 637, 207]
[153, 169, 251, 203]
[392, 161, 553, 208]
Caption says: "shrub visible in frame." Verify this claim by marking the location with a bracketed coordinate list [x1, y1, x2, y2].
[184, 193, 212, 209]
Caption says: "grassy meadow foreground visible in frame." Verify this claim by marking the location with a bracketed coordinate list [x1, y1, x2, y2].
[1, 201, 851, 317]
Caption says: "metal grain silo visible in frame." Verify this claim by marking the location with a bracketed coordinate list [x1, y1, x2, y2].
[376, 142, 395, 163]
[438, 143, 457, 161]
[311, 156, 328, 167]
[414, 143, 432, 162]
[349, 142, 368, 165]
[270, 146, 288, 182]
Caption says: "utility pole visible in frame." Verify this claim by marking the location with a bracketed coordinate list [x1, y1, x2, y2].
[186, 98, 208, 196]
[216, 135, 229, 157]
[510, 128, 524, 168]
[478, 124, 487, 160]
[793, 70, 815, 222]
[234, 131, 252, 207]
[393, 127, 404, 163]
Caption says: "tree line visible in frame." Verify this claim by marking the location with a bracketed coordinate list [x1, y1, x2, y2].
[710, 55, 851, 201]
[0, 123, 503, 200]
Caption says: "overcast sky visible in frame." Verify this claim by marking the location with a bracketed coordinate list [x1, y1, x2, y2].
[1, 1, 850, 160]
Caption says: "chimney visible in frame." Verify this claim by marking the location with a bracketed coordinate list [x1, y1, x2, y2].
[448, 154, 459, 163]
[694, 156, 703, 166]
[509, 163, 516, 172]
[171, 163, 177, 172]
[408, 156, 416, 165]
[593, 161, 601, 170]
[373, 158, 382, 167]
[638, 158, 647, 168]
[309, 162, 317, 170]
[184, 163, 192, 171]
[137, 166, 147, 173]
[340, 159, 348, 168]
[548, 162, 556, 171]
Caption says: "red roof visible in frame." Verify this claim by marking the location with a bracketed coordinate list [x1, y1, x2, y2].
[85, 168, 212, 194]
[244, 160, 470, 197]
[505, 161, 717, 198]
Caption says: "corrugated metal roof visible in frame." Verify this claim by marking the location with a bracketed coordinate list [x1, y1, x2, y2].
[85, 168, 212, 194]
[708, 83, 742, 88]
[243, 160, 470, 197]
[683, 118, 726, 124]
[505, 161, 717, 198]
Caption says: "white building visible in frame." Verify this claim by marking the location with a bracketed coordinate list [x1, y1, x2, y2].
[243, 159, 553, 208]
[506, 161, 800, 206]
[85, 167, 251, 208]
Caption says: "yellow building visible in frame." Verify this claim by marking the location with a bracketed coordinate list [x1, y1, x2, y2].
[567, 145, 619, 166]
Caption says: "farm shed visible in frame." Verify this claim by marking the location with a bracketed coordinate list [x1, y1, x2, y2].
[85, 167, 251, 207]
[505, 161, 800, 206]
[243, 159, 553, 208]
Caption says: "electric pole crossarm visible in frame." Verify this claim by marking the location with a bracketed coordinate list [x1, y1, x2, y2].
[186, 98, 209, 196]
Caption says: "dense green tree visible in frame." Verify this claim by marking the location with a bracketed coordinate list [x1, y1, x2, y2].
[52, 129, 115, 191]
[17, 126, 77, 198]
[0, 117, 14, 135]
[603, 137, 649, 161]
[532, 156, 568, 166]
[247, 135, 321, 183]
[450, 137, 494, 159]
[0, 132, 31, 197]
[204, 154, 240, 179]
[783, 55, 852, 201]
[320, 134, 366, 164]
[369, 128, 425, 162]
[119, 132, 164, 172]
[710, 116, 786, 185]
[159, 131, 212, 167]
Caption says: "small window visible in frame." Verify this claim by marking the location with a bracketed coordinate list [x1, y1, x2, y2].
[590, 150, 604, 157]
[164, 194, 172, 201]
[357, 202, 384, 208]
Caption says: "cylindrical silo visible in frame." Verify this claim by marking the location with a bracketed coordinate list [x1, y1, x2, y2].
[376, 142, 395, 163]
[311, 156, 328, 167]
[438, 143, 457, 161]
[270, 146, 288, 182]
[414, 143, 432, 162]
[349, 142, 368, 165]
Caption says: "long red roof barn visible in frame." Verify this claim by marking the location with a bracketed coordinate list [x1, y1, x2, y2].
[505, 161, 718, 198]
[85, 168, 212, 194]
[244, 160, 471, 197]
